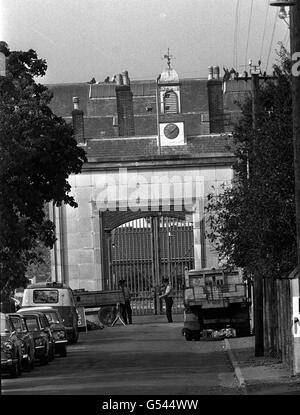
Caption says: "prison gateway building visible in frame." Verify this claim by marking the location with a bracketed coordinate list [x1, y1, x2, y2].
[47, 62, 252, 314]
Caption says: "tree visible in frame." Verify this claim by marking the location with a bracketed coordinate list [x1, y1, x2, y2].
[0, 42, 87, 295]
[205, 46, 296, 354]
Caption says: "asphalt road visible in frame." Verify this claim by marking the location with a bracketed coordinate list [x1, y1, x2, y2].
[1, 321, 242, 395]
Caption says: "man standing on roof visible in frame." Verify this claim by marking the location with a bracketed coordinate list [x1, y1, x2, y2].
[159, 277, 174, 323]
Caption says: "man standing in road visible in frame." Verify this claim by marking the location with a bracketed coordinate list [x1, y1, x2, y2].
[119, 279, 132, 324]
[159, 277, 174, 323]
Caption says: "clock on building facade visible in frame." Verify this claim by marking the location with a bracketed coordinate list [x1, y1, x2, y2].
[164, 123, 180, 139]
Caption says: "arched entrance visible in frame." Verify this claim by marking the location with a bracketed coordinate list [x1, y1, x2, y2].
[106, 213, 194, 315]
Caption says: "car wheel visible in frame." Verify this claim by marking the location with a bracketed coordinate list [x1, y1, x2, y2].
[40, 347, 49, 365]
[184, 329, 193, 341]
[30, 355, 35, 370]
[49, 344, 55, 361]
[60, 345, 67, 357]
[40, 354, 49, 365]
[72, 328, 79, 344]
[24, 351, 33, 372]
[10, 355, 21, 378]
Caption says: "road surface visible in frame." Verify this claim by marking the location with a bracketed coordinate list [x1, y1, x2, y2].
[2, 321, 241, 395]
[2, 320, 299, 396]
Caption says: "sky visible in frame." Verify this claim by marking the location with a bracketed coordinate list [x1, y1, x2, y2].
[1, 0, 290, 84]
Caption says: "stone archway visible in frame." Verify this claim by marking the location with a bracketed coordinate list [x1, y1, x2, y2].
[100, 210, 194, 315]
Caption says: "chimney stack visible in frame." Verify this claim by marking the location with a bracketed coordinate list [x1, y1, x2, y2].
[207, 65, 224, 133]
[115, 71, 135, 137]
[116, 74, 123, 86]
[72, 97, 85, 144]
[213, 66, 220, 80]
[122, 70, 130, 86]
[0, 52, 6, 77]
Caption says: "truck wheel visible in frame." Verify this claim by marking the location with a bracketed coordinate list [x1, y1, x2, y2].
[98, 306, 117, 326]
[184, 329, 193, 341]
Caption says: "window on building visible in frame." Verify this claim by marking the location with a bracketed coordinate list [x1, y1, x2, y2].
[163, 90, 178, 114]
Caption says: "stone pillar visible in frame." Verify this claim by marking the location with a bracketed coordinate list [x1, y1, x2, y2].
[192, 198, 205, 271]
[55, 174, 102, 291]
[49, 202, 64, 283]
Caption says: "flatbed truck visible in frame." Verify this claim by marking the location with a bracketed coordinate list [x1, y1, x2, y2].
[183, 268, 251, 341]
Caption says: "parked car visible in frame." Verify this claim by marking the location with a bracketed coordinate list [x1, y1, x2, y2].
[22, 282, 79, 344]
[8, 313, 35, 371]
[17, 312, 50, 365]
[20, 307, 67, 357]
[0, 312, 23, 377]
[17, 310, 55, 361]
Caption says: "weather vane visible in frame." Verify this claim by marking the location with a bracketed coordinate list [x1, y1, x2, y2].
[163, 48, 175, 69]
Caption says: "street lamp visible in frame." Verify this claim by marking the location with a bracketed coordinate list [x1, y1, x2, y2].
[278, 6, 287, 19]
[270, 1, 295, 27]
[269, 1, 295, 4]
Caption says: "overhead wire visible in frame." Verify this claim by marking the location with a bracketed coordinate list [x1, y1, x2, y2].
[233, 0, 240, 70]
[244, 0, 254, 68]
[266, 10, 278, 74]
[259, 0, 270, 62]
[283, 27, 290, 49]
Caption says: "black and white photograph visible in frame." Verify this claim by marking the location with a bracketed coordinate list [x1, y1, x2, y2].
[1, 0, 300, 404]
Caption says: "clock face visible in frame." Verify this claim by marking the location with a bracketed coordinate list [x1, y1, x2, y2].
[164, 123, 179, 139]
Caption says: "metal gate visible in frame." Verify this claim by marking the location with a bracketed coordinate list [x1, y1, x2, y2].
[110, 215, 194, 315]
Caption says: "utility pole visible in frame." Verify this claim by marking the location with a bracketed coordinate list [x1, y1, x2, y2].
[249, 60, 264, 356]
[270, 0, 300, 374]
[290, 1, 300, 290]
[287, 0, 300, 375]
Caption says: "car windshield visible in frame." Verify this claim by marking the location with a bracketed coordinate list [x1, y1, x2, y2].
[0, 314, 10, 334]
[9, 316, 24, 332]
[24, 316, 39, 332]
[45, 312, 60, 324]
[33, 289, 58, 304]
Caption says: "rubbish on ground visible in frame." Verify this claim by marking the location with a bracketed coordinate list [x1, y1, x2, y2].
[86, 319, 105, 331]
[201, 326, 236, 340]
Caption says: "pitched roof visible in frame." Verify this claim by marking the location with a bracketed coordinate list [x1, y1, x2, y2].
[83, 134, 234, 162]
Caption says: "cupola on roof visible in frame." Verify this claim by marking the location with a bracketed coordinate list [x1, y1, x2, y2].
[159, 67, 179, 83]
[158, 49, 179, 84]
